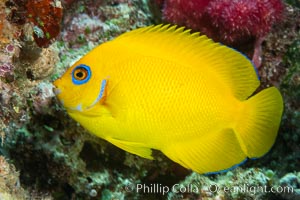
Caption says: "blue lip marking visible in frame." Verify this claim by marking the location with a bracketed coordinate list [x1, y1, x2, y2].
[99, 79, 107, 100]
[87, 79, 107, 109]
[72, 64, 91, 85]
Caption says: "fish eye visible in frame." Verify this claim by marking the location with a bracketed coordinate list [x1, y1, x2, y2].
[72, 64, 91, 85]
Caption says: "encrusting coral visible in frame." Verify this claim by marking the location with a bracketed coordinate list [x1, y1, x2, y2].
[0, 155, 27, 199]
[6, 0, 63, 48]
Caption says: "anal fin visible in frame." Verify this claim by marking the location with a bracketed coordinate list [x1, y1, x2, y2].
[162, 129, 247, 174]
[106, 137, 153, 160]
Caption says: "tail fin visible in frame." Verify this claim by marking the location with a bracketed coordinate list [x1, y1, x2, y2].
[234, 87, 283, 158]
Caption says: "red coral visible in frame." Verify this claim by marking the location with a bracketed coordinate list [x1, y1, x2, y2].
[6, 0, 63, 48]
[0, 13, 4, 34]
[205, 0, 284, 44]
[160, 0, 284, 67]
[26, 0, 63, 47]
[163, 0, 210, 31]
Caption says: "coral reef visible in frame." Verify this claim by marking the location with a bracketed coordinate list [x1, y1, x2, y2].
[0, 0, 299, 199]
[286, 0, 300, 8]
[6, 0, 63, 47]
[153, 0, 284, 68]
[279, 173, 300, 200]
[252, 4, 300, 179]
[26, 0, 63, 48]
[0, 155, 27, 199]
[17, 43, 59, 80]
[167, 169, 300, 200]
[0, 1, 20, 80]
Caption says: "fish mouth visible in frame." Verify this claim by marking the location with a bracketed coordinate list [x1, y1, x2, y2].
[52, 81, 65, 104]
[51, 79, 107, 112]
[52, 85, 65, 107]
[53, 87, 61, 95]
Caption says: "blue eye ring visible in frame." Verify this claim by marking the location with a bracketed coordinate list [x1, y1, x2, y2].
[72, 64, 91, 85]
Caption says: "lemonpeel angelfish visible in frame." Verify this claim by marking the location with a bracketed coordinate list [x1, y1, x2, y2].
[53, 25, 283, 174]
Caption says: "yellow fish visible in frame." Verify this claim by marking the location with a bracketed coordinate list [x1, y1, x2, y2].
[53, 25, 283, 174]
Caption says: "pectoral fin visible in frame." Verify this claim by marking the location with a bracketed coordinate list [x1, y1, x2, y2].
[106, 137, 153, 159]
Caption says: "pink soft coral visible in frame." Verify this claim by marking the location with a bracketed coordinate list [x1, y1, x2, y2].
[163, 0, 210, 31]
[161, 0, 284, 68]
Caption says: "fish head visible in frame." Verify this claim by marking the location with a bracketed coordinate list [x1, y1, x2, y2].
[53, 60, 106, 114]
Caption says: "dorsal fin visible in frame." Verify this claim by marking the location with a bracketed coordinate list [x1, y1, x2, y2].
[113, 24, 260, 100]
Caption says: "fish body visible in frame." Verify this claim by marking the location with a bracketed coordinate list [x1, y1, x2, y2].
[53, 25, 283, 174]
